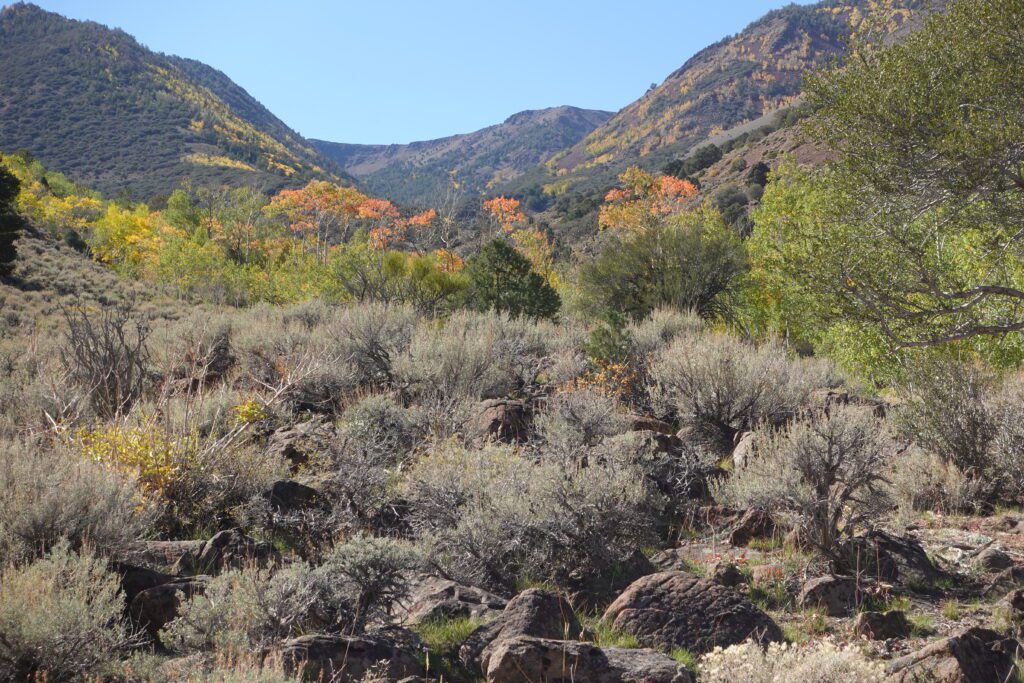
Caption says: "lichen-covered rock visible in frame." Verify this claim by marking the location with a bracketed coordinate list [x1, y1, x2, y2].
[460, 588, 582, 672]
[484, 636, 694, 683]
[886, 627, 1019, 683]
[602, 571, 782, 654]
[400, 575, 507, 625]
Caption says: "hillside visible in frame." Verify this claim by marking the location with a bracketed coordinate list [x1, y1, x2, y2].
[313, 106, 612, 206]
[0, 3, 348, 200]
[505, 0, 930, 202]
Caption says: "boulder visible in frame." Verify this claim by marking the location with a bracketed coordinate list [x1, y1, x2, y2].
[630, 415, 675, 436]
[853, 610, 909, 640]
[732, 432, 755, 469]
[129, 576, 209, 638]
[974, 546, 1014, 572]
[797, 575, 859, 617]
[886, 627, 1019, 683]
[110, 561, 176, 604]
[728, 508, 775, 547]
[986, 566, 1024, 596]
[126, 539, 206, 573]
[709, 561, 745, 588]
[477, 399, 530, 442]
[460, 588, 582, 672]
[401, 576, 507, 625]
[484, 636, 694, 683]
[175, 528, 279, 575]
[281, 631, 424, 682]
[602, 571, 782, 654]
[266, 479, 328, 514]
[837, 531, 941, 587]
[267, 418, 335, 470]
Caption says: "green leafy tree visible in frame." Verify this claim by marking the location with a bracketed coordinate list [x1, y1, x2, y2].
[579, 208, 745, 321]
[0, 166, 23, 277]
[796, 0, 1024, 347]
[465, 239, 560, 319]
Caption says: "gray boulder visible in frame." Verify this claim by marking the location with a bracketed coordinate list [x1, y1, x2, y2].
[484, 636, 694, 683]
[461, 588, 582, 672]
[602, 571, 782, 654]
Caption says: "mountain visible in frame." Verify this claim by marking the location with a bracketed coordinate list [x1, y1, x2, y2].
[313, 106, 613, 206]
[504, 0, 930, 201]
[0, 3, 347, 200]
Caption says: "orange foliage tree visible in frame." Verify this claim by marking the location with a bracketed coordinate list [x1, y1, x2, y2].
[265, 181, 365, 261]
[483, 196, 526, 234]
[598, 166, 697, 234]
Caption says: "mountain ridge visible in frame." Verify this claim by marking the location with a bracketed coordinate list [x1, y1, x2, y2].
[313, 105, 613, 206]
[0, 2, 348, 199]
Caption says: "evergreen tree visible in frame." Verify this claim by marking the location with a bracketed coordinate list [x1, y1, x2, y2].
[0, 166, 23, 278]
[465, 239, 560, 319]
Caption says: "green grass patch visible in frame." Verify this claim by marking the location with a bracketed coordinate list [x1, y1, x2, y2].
[580, 614, 640, 649]
[670, 647, 699, 671]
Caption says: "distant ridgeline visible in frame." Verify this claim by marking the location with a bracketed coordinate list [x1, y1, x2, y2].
[0, 3, 349, 201]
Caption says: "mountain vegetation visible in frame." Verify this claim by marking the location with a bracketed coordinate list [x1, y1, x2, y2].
[313, 106, 613, 206]
[0, 3, 347, 200]
[5, 0, 1024, 681]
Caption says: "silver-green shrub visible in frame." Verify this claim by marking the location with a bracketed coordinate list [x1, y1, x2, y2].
[534, 388, 630, 462]
[650, 332, 832, 449]
[405, 443, 659, 594]
[0, 440, 152, 563]
[716, 406, 893, 556]
[0, 543, 139, 681]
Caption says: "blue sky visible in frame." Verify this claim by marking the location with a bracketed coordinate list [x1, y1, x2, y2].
[17, 1, 814, 144]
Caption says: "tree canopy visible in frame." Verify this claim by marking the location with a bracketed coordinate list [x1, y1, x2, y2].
[789, 0, 1024, 348]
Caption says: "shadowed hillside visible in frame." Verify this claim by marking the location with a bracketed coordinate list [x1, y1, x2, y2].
[0, 3, 348, 200]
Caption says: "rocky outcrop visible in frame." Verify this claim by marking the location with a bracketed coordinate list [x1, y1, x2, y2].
[853, 610, 909, 640]
[126, 539, 206, 573]
[281, 630, 424, 682]
[797, 575, 859, 617]
[477, 399, 530, 442]
[265, 479, 329, 514]
[175, 528, 279, 575]
[266, 418, 335, 470]
[709, 561, 745, 588]
[129, 576, 210, 638]
[886, 627, 1019, 682]
[400, 576, 507, 625]
[602, 571, 782, 654]
[973, 546, 1014, 571]
[837, 531, 941, 587]
[460, 588, 582, 672]
[484, 636, 694, 683]
[110, 561, 177, 604]
[728, 508, 775, 547]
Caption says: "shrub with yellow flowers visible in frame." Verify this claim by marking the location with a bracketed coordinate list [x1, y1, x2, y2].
[232, 397, 269, 425]
[74, 421, 195, 497]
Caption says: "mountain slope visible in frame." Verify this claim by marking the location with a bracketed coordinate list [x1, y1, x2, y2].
[314, 106, 612, 206]
[507, 0, 929, 201]
[0, 3, 347, 199]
